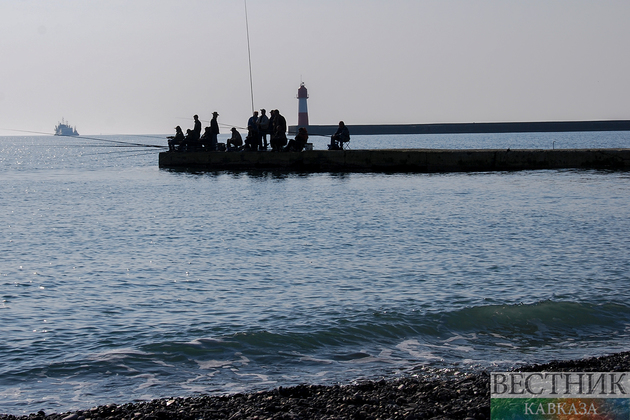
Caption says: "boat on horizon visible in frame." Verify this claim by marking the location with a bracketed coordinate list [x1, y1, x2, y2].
[54, 118, 79, 136]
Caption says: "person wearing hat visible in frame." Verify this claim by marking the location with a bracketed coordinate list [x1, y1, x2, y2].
[247, 111, 260, 150]
[210, 111, 220, 151]
[167, 125, 185, 151]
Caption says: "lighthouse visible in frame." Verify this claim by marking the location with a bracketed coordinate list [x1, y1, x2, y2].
[297, 82, 309, 127]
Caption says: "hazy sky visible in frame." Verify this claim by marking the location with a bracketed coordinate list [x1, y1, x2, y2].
[1, 0, 629, 135]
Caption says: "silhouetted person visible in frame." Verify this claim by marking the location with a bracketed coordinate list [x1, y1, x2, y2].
[192, 115, 202, 141]
[244, 127, 257, 150]
[167, 126, 185, 151]
[182, 128, 202, 151]
[268, 109, 277, 146]
[200, 126, 212, 150]
[257, 109, 270, 149]
[210, 112, 219, 150]
[270, 110, 287, 152]
[227, 127, 243, 150]
[247, 111, 261, 150]
[329, 121, 350, 150]
[285, 127, 308, 152]
[271, 109, 287, 136]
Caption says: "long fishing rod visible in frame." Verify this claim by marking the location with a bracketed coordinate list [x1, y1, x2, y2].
[80, 148, 166, 157]
[82, 150, 163, 159]
[0, 127, 166, 148]
[220, 122, 247, 131]
[173, 117, 247, 132]
[44, 144, 160, 148]
[244, 0, 255, 115]
[77, 144, 168, 150]
[124, 134, 170, 140]
[63, 135, 164, 148]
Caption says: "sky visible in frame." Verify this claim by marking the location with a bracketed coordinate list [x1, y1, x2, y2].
[1, 0, 629, 135]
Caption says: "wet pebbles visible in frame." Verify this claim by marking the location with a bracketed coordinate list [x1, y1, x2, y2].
[3, 352, 629, 420]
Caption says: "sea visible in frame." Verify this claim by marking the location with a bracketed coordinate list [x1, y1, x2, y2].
[1, 131, 630, 415]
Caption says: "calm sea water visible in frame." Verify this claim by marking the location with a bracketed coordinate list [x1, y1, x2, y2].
[1, 132, 630, 415]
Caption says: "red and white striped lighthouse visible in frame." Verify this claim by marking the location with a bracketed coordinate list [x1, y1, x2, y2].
[297, 82, 309, 127]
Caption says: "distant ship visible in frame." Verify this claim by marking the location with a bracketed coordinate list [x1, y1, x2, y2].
[54, 118, 79, 136]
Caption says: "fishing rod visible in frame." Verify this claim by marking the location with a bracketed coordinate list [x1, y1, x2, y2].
[80, 148, 166, 157]
[173, 117, 247, 132]
[0, 127, 166, 148]
[81, 150, 164, 159]
[42, 144, 159, 148]
[0, 127, 69, 136]
[244, 0, 255, 115]
[78, 144, 168, 152]
[124, 134, 170, 140]
[220, 122, 248, 131]
[64, 135, 164, 148]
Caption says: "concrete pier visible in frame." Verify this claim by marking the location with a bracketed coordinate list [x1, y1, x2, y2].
[289, 120, 630, 135]
[159, 149, 630, 173]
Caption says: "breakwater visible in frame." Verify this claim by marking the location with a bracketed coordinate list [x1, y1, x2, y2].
[159, 148, 630, 172]
[289, 120, 630, 135]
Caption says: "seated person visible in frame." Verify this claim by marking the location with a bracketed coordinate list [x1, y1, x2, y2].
[329, 121, 350, 150]
[244, 128, 258, 151]
[199, 127, 214, 150]
[182, 129, 202, 151]
[167, 126, 185, 151]
[284, 127, 309, 152]
[270, 125, 288, 152]
[227, 127, 243, 150]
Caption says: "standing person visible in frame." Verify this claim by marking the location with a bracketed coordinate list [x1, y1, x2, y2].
[329, 121, 350, 150]
[273, 110, 287, 137]
[268, 109, 277, 145]
[257, 109, 270, 149]
[192, 115, 202, 141]
[247, 111, 260, 150]
[210, 111, 220, 151]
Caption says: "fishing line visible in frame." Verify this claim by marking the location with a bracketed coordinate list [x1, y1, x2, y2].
[0, 127, 166, 148]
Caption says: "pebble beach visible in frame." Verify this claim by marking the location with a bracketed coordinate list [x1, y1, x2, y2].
[2, 352, 629, 420]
